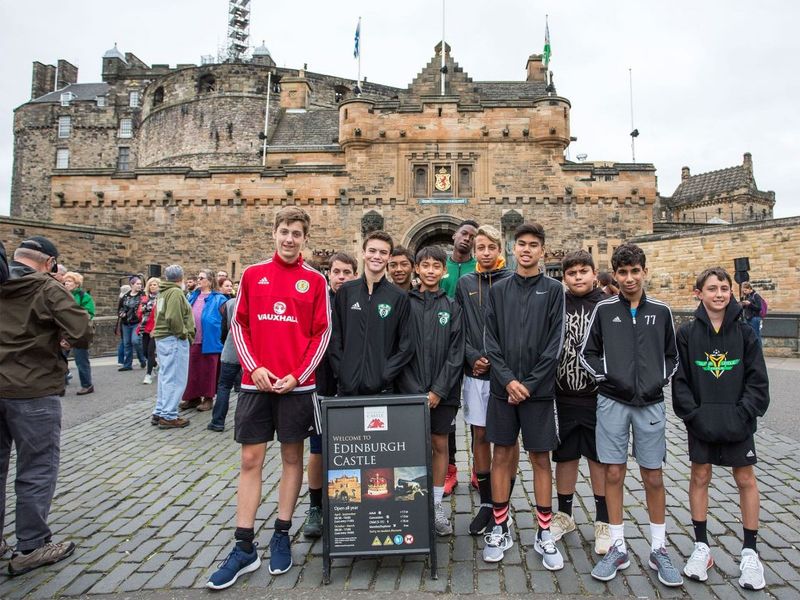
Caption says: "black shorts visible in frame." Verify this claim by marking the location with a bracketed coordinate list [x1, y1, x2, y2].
[486, 395, 559, 452]
[234, 391, 320, 444]
[552, 402, 598, 463]
[430, 404, 458, 435]
[688, 432, 758, 467]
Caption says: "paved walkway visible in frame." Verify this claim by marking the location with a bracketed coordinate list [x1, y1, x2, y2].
[1, 363, 799, 599]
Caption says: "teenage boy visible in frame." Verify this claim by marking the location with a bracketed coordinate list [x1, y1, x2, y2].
[440, 219, 479, 494]
[580, 243, 682, 586]
[207, 207, 331, 589]
[388, 246, 415, 291]
[673, 267, 769, 590]
[455, 225, 515, 535]
[397, 246, 464, 536]
[483, 223, 565, 570]
[549, 250, 611, 555]
[303, 252, 358, 539]
[330, 231, 412, 395]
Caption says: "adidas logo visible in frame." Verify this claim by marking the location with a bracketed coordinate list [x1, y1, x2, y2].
[257, 277, 270, 285]
[351, 302, 361, 311]
[612, 316, 622, 323]
[746, 450, 755, 458]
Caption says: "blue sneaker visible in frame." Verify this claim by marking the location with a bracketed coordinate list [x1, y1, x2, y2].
[268, 531, 292, 575]
[206, 543, 260, 590]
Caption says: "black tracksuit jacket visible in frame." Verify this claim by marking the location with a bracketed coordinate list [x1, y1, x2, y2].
[314, 290, 338, 396]
[484, 272, 565, 401]
[455, 266, 512, 380]
[672, 300, 769, 443]
[396, 289, 464, 405]
[579, 291, 678, 406]
[329, 276, 413, 395]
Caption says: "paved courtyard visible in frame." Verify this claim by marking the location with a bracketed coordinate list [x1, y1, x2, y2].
[0, 360, 799, 599]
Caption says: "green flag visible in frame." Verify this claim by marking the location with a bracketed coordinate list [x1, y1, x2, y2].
[543, 17, 551, 68]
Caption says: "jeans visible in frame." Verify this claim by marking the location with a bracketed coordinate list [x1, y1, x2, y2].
[121, 323, 145, 369]
[141, 333, 157, 375]
[154, 337, 190, 421]
[210, 361, 242, 428]
[72, 348, 92, 388]
[117, 339, 124, 365]
[0, 395, 61, 551]
[747, 316, 762, 344]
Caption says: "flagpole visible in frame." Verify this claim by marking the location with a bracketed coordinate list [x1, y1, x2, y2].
[262, 70, 271, 167]
[629, 67, 637, 163]
[441, 0, 446, 95]
[356, 17, 362, 96]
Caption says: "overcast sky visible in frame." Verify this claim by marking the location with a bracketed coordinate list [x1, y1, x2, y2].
[1, 0, 797, 217]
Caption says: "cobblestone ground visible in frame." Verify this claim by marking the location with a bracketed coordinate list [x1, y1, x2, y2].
[0, 386, 799, 599]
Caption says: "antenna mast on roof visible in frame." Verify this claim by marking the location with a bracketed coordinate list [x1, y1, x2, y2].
[227, 0, 251, 62]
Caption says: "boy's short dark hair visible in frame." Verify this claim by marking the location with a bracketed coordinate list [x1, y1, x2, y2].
[415, 245, 447, 266]
[329, 252, 358, 273]
[695, 267, 732, 290]
[597, 271, 613, 286]
[274, 207, 311, 235]
[390, 246, 415, 265]
[611, 243, 646, 271]
[513, 222, 545, 244]
[458, 219, 480, 231]
[362, 230, 394, 253]
[562, 250, 595, 272]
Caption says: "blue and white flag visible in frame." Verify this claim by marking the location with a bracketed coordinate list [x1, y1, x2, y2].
[354, 18, 361, 59]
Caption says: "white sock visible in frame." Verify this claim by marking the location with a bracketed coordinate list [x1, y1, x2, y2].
[433, 486, 444, 505]
[650, 522, 666, 552]
[609, 523, 626, 554]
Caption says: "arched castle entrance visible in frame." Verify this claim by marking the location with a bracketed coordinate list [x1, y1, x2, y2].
[403, 215, 461, 255]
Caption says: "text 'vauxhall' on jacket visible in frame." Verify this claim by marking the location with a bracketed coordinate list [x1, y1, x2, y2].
[187, 288, 228, 354]
[455, 263, 512, 380]
[329, 275, 413, 396]
[232, 253, 331, 394]
[484, 271, 565, 401]
[579, 291, 679, 406]
[672, 300, 769, 443]
[153, 281, 196, 342]
[396, 289, 465, 405]
[0, 262, 93, 398]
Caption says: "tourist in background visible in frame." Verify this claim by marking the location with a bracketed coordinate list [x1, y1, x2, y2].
[207, 288, 241, 432]
[62, 271, 95, 395]
[118, 277, 146, 371]
[181, 269, 226, 412]
[216, 270, 229, 288]
[740, 282, 763, 344]
[219, 278, 234, 299]
[138, 277, 160, 385]
[116, 283, 130, 366]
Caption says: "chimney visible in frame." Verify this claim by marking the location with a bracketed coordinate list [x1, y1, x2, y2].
[743, 152, 753, 175]
[31, 61, 56, 99]
[56, 59, 78, 90]
[681, 166, 690, 180]
[526, 54, 547, 82]
[280, 74, 311, 110]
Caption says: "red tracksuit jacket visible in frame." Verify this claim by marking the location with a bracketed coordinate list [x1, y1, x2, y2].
[232, 253, 331, 393]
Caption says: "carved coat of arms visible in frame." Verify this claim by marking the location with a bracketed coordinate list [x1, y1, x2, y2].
[434, 167, 452, 192]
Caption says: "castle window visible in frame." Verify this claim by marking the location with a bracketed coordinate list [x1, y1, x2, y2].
[60, 92, 74, 106]
[57, 116, 71, 138]
[334, 85, 349, 103]
[458, 165, 473, 196]
[153, 86, 164, 107]
[117, 147, 131, 171]
[95, 95, 106, 107]
[55, 149, 69, 169]
[118, 118, 133, 138]
[129, 91, 140, 107]
[199, 74, 216, 93]
[414, 166, 428, 197]
[749, 205, 754, 218]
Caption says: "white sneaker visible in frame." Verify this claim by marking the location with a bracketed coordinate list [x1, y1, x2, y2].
[534, 529, 564, 571]
[738, 549, 765, 590]
[142, 374, 152, 385]
[594, 521, 612, 555]
[433, 503, 452, 536]
[683, 542, 713, 582]
[482, 524, 513, 563]
[550, 511, 576, 541]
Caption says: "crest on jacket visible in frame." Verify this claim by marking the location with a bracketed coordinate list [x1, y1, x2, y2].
[694, 350, 740, 379]
[437, 311, 450, 326]
[377, 303, 392, 319]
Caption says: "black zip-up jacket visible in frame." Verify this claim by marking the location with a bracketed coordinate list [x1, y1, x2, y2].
[455, 266, 512, 380]
[329, 276, 413, 395]
[485, 272, 565, 401]
[314, 290, 338, 396]
[741, 291, 763, 320]
[556, 288, 608, 405]
[672, 300, 769, 443]
[579, 291, 678, 406]
[396, 289, 464, 405]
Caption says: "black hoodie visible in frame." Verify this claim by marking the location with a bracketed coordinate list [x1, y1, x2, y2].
[672, 300, 769, 443]
[455, 265, 512, 380]
[396, 289, 464, 405]
[329, 275, 413, 395]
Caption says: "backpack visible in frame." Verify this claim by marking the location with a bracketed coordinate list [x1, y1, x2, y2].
[0, 240, 8, 284]
[759, 296, 768, 318]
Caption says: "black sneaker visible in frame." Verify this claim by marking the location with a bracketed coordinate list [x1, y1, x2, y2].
[469, 504, 494, 535]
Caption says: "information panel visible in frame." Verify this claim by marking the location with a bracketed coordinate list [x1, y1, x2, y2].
[321, 394, 436, 583]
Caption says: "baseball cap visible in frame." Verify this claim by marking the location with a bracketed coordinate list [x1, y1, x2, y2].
[19, 236, 59, 260]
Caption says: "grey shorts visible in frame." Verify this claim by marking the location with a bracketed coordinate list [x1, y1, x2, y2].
[596, 394, 666, 469]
